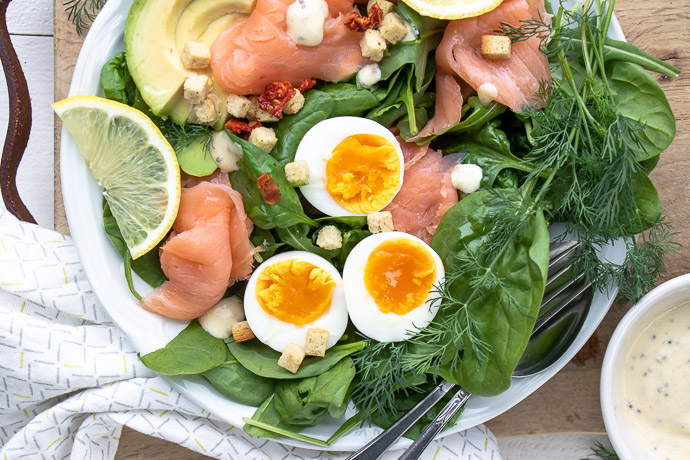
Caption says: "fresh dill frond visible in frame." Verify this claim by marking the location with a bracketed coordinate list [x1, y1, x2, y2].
[581, 441, 620, 460]
[64, 0, 107, 35]
[158, 121, 214, 157]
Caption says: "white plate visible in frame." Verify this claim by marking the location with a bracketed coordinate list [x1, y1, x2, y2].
[60, 0, 626, 451]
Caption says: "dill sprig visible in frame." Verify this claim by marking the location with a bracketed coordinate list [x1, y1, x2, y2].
[158, 121, 214, 157]
[581, 441, 620, 460]
[64, 0, 107, 35]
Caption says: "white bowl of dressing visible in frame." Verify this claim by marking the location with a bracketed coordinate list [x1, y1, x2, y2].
[601, 273, 690, 460]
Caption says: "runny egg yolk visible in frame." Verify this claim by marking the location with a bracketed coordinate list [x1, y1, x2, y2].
[363, 238, 437, 315]
[255, 259, 335, 325]
[326, 134, 401, 214]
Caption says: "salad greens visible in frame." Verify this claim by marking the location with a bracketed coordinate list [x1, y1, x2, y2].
[99, 0, 680, 447]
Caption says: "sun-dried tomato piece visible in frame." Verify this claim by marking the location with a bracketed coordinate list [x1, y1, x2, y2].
[344, 4, 383, 32]
[225, 119, 263, 134]
[257, 172, 282, 205]
[258, 81, 296, 119]
[297, 78, 317, 93]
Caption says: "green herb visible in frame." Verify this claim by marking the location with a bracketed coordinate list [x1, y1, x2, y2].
[139, 321, 227, 375]
[64, 0, 106, 35]
[100, 52, 135, 105]
[226, 339, 365, 380]
[581, 441, 619, 460]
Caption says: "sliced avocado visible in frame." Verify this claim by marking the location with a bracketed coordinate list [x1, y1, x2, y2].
[125, 0, 254, 119]
[177, 136, 218, 177]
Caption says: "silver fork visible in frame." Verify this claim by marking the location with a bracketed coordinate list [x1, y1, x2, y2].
[347, 240, 593, 460]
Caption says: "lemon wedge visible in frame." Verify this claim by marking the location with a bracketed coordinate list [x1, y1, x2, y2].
[401, 0, 504, 19]
[53, 95, 181, 259]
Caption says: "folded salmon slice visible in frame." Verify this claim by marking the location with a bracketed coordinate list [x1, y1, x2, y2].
[211, 0, 367, 95]
[418, 0, 551, 137]
[140, 181, 254, 320]
[384, 138, 461, 244]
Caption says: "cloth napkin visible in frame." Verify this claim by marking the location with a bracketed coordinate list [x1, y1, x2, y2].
[0, 209, 502, 460]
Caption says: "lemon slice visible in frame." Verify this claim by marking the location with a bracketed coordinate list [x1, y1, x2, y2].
[53, 95, 181, 259]
[401, 0, 503, 19]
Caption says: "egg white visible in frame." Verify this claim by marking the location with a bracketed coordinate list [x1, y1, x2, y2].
[244, 251, 348, 353]
[342, 232, 445, 342]
[294, 116, 405, 217]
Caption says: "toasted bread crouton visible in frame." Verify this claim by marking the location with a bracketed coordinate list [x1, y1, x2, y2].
[367, 211, 394, 233]
[316, 225, 343, 250]
[194, 94, 221, 125]
[380, 12, 409, 45]
[182, 41, 211, 69]
[248, 127, 278, 153]
[367, 0, 394, 15]
[232, 321, 255, 342]
[285, 160, 309, 185]
[305, 328, 329, 357]
[283, 90, 305, 115]
[278, 343, 306, 373]
[360, 29, 387, 62]
[183, 73, 212, 105]
[226, 94, 252, 119]
[247, 96, 279, 122]
[481, 35, 511, 60]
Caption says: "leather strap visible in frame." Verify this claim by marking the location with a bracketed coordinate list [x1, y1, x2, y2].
[0, 0, 36, 224]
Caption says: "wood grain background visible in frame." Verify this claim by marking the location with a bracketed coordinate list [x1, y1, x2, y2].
[52, 0, 689, 457]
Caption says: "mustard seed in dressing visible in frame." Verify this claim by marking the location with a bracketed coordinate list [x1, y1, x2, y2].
[618, 301, 690, 459]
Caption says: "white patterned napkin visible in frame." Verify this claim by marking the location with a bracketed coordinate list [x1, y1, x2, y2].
[0, 209, 501, 459]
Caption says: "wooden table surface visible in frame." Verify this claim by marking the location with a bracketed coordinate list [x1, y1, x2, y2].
[52, 0, 690, 457]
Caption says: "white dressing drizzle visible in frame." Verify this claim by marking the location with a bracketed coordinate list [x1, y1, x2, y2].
[358, 64, 382, 88]
[286, 0, 329, 47]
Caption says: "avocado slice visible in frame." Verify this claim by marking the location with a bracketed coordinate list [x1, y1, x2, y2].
[125, 0, 255, 119]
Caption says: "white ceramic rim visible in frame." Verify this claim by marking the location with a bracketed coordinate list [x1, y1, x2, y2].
[60, 0, 625, 451]
[600, 273, 690, 460]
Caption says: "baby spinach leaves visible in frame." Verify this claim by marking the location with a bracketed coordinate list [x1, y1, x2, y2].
[226, 339, 365, 380]
[100, 52, 136, 106]
[139, 321, 227, 375]
[228, 132, 315, 229]
[202, 358, 275, 407]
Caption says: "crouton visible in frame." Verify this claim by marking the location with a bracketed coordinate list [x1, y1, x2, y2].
[193, 94, 221, 125]
[232, 321, 255, 342]
[360, 29, 387, 62]
[284, 160, 309, 185]
[283, 91, 305, 115]
[248, 127, 278, 153]
[367, 211, 394, 233]
[316, 225, 343, 250]
[379, 12, 409, 45]
[481, 35, 511, 60]
[247, 96, 279, 122]
[183, 73, 213, 105]
[226, 94, 252, 119]
[277, 343, 306, 373]
[367, 0, 394, 15]
[305, 328, 329, 357]
[198, 296, 245, 339]
[182, 41, 211, 69]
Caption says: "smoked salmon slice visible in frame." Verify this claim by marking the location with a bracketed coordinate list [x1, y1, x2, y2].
[140, 181, 254, 320]
[211, 0, 367, 95]
[384, 138, 461, 244]
[418, 0, 551, 137]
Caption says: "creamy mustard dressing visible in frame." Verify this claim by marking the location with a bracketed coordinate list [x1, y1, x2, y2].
[619, 301, 690, 459]
[286, 0, 329, 47]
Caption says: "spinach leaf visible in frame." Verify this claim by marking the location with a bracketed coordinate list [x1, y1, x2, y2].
[607, 61, 676, 160]
[337, 228, 371, 269]
[228, 132, 315, 229]
[140, 321, 227, 375]
[273, 357, 356, 428]
[314, 216, 368, 228]
[250, 228, 283, 263]
[272, 90, 334, 165]
[226, 339, 365, 379]
[103, 202, 166, 288]
[100, 51, 136, 105]
[431, 190, 550, 395]
[320, 83, 381, 117]
[243, 394, 285, 439]
[275, 224, 339, 259]
[622, 171, 662, 234]
[202, 357, 275, 406]
[429, 97, 507, 141]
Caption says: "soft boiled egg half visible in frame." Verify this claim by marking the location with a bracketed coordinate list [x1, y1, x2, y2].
[244, 251, 348, 353]
[294, 116, 405, 217]
[343, 232, 445, 342]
